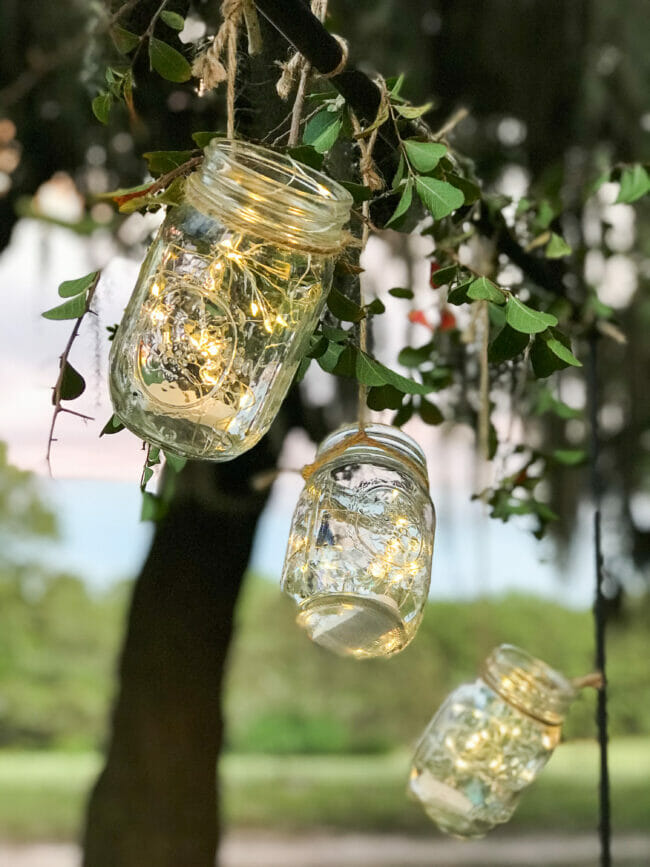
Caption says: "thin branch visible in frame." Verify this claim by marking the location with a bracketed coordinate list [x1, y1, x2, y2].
[46, 273, 101, 475]
[288, 62, 311, 147]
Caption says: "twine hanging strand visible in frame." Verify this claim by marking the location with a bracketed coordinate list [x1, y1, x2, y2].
[349, 85, 387, 432]
[191, 0, 263, 138]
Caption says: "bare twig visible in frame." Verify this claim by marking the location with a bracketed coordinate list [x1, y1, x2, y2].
[46, 273, 101, 475]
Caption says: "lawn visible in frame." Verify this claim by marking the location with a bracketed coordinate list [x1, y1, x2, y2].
[0, 739, 648, 840]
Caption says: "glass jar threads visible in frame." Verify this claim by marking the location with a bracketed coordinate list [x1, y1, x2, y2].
[109, 138, 352, 460]
[281, 423, 435, 659]
[408, 644, 576, 838]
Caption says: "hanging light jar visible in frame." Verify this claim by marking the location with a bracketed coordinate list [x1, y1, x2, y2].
[408, 644, 576, 838]
[109, 138, 352, 460]
[281, 423, 435, 659]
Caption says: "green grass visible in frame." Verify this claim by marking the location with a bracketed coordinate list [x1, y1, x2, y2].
[0, 739, 648, 840]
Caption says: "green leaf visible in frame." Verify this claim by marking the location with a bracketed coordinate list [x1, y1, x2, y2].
[164, 450, 187, 472]
[488, 325, 529, 364]
[393, 402, 414, 427]
[367, 384, 404, 411]
[388, 74, 405, 97]
[287, 145, 324, 170]
[403, 139, 447, 172]
[530, 333, 565, 378]
[319, 325, 349, 344]
[392, 154, 406, 190]
[141, 492, 168, 522]
[58, 271, 98, 298]
[398, 344, 433, 368]
[545, 335, 582, 367]
[467, 276, 505, 304]
[552, 449, 587, 466]
[447, 279, 473, 305]
[117, 176, 186, 214]
[148, 37, 191, 83]
[365, 298, 386, 316]
[430, 264, 457, 287]
[192, 131, 221, 148]
[346, 348, 387, 386]
[326, 287, 364, 322]
[545, 232, 572, 259]
[616, 164, 650, 203]
[160, 10, 185, 30]
[415, 176, 464, 220]
[385, 179, 413, 227]
[394, 102, 434, 119]
[340, 182, 373, 203]
[110, 25, 140, 54]
[445, 172, 481, 204]
[143, 150, 195, 176]
[303, 110, 342, 153]
[535, 388, 582, 419]
[421, 366, 453, 390]
[59, 361, 86, 401]
[389, 287, 413, 299]
[317, 340, 345, 373]
[506, 296, 558, 334]
[100, 415, 125, 437]
[516, 196, 532, 215]
[366, 355, 433, 395]
[42, 293, 88, 320]
[92, 92, 112, 125]
[419, 399, 443, 425]
[488, 302, 507, 328]
[534, 199, 556, 230]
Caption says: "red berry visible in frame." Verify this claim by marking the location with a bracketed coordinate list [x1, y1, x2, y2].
[429, 262, 442, 288]
[440, 310, 457, 331]
[408, 309, 432, 329]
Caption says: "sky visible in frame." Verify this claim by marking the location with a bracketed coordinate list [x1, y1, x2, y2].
[0, 209, 599, 607]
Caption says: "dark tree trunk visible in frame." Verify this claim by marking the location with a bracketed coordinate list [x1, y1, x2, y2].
[82, 438, 278, 866]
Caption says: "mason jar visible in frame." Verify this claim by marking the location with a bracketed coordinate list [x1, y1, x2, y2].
[281, 423, 435, 659]
[408, 644, 576, 838]
[109, 138, 352, 460]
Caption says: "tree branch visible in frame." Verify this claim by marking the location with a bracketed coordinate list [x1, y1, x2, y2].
[46, 273, 101, 475]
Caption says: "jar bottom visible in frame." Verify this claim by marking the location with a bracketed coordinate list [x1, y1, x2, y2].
[296, 592, 407, 659]
[407, 767, 510, 839]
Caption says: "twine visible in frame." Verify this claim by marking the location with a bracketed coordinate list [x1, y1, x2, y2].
[348, 83, 387, 431]
[276, 0, 348, 102]
[571, 671, 605, 690]
[191, 0, 263, 138]
[301, 429, 429, 488]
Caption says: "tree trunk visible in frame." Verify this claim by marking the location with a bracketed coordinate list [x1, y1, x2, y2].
[82, 442, 277, 866]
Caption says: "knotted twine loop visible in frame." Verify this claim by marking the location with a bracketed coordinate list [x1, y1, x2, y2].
[191, 0, 262, 138]
[301, 429, 429, 488]
[571, 671, 605, 690]
[276, 0, 348, 103]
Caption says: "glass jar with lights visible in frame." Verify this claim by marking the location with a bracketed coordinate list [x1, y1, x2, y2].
[109, 138, 352, 460]
[281, 423, 435, 659]
[407, 644, 576, 838]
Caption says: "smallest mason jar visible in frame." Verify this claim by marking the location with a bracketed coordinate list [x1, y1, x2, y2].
[408, 644, 576, 838]
[281, 423, 435, 659]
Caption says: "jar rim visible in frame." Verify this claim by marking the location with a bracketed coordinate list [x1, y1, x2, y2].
[185, 138, 353, 254]
[481, 644, 575, 726]
[315, 422, 429, 483]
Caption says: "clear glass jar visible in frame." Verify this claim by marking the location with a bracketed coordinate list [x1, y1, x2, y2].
[281, 423, 435, 659]
[109, 138, 352, 460]
[408, 644, 576, 838]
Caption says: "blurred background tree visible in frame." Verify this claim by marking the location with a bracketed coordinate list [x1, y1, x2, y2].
[1, 1, 649, 865]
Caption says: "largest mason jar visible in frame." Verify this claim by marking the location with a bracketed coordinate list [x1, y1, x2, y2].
[110, 138, 352, 460]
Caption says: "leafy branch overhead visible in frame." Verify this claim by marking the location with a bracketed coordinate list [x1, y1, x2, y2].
[41, 15, 650, 532]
